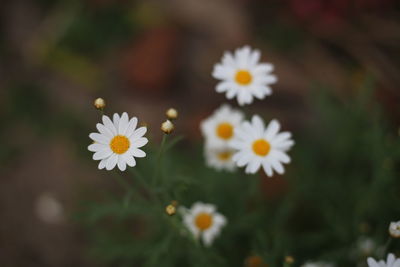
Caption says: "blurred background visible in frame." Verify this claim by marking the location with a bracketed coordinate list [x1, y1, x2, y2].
[1, 0, 399, 266]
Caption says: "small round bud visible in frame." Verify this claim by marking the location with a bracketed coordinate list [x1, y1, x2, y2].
[94, 98, 106, 110]
[161, 120, 174, 134]
[166, 108, 178, 120]
[285, 256, 294, 264]
[389, 221, 400, 238]
[171, 200, 178, 207]
[165, 204, 176, 216]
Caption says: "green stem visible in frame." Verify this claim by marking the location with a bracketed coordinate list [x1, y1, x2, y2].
[111, 172, 132, 194]
[382, 236, 393, 257]
[153, 134, 168, 187]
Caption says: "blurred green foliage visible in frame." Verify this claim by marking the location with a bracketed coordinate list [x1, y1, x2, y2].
[77, 81, 400, 267]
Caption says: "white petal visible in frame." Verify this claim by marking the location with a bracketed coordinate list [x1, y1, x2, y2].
[237, 91, 248, 106]
[93, 149, 113, 160]
[255, 74, 278, 85]
[130, 127, 147, 139]
[234, 152, 252, 167]
[202, 204, 216, 214]
[249, 49, 260, 67]
[118, 112, 129, 135]
[221, 51, 236, 67]
[273, 140, 295, 151]
[89, 133, 109, 144]
[122, 153, 136, 167]
[270, 159, 285, 175]
[213, 65, 234, 80]
[265, 119, 281, 140]
[262, 162, 274, 177]
[117, 156, 127, 171]
[251, 115, 265, 135]
[102, 115, 117, 135]
[113, 113, 120, 131]
[367, 258, 379, 267]
[106, 154, 118, 170]
[226, 88, 238, 99]
[96, 123, 113, 138]
[125, 117, 138, 137]
[253, 63, 274, 74]
[214, 214, 227, 226]
[88, 143, 107, 152]
[216, 81, 231, 93]
[271, 150, 291, 164]
[132, 137, 148, 148]
[98, 159, 107, 169]
[245, 160, 261, 174]
[130, 148, 146, 158]
[202, 230, 215, 247]
[387, 254, 395, 266]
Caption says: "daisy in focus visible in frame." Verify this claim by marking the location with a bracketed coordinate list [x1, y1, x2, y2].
[212, 46, 277, 106]
[231, 115, 294, 177]
[200, 104, 244, 147]
[180, 202, 226, 246]
[389, 221, 400, 238]
[88, 112, 148, 171]
[204, 146, 236, 172]
[367, 253, 400, 267]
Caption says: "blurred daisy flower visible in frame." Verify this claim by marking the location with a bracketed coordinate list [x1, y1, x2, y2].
[88, 112, 148, 171]
[389, 221, 400, 238]
[180, 202, 226, 246]
[204, 146, 236, 172]
[212, 46, 277, 106]
[367, 253, 400, 267]
[301, 262, 334, 267]
[231, 115, 294, 177]
[201, 104, 244, 147]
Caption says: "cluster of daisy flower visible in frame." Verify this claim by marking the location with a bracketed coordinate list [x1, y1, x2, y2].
[86, 45, 400, 264]
[86, 46, 297, 249]
[201, 46, 294, 177]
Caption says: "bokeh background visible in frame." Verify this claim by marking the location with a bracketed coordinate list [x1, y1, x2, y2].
[1, 0, 400, 266]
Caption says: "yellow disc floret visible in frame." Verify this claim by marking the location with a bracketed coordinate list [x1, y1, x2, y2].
[252, 139, 271, 156]
[217, 151, 232, 161]
[235, 70, 252, 85]
[216, 123, 234, 140]
[110, 135, 130, 154]
[195, 212, 213, 231]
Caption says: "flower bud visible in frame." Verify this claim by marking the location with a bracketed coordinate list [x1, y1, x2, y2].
[161, 120, 174, 134]
[94, 98, 106, 110]
[165, 204, 176, 216]
[166, 108, 178, 120]
[389, 221, 400, 238]
[285, 256, 294, 264]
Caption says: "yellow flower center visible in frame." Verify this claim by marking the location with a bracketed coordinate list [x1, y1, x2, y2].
[235, 70, 252, 85]
[194, 212, 213, 231]
[217, 151, 232, 161]
[252, 139, 271, 156]
[216, 123, 234, 140]
[109, 135, 130, 154]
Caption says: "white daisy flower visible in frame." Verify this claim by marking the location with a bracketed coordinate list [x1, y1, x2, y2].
[88, 112, 148, 171]
[204, 145, 236, 172]
[180, 202, 227, 246]
[301, 262, 334, 267]
[367, 253, 400, 267]
[212, 45, 277, 106]
[389, 221, 400, 238]
[200, 104, 244, 147]
[231, 115, 294, 177]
